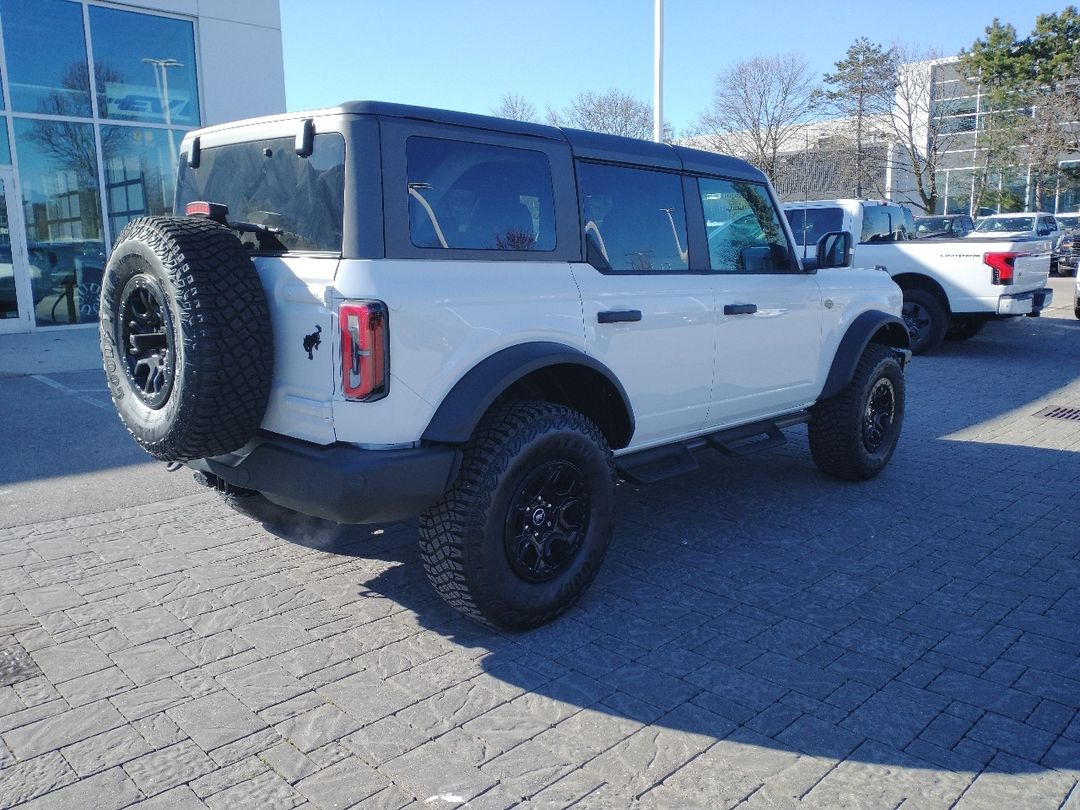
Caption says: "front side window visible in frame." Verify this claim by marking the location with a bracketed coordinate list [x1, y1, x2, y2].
[701, 178, 792, 272]
[578, 162, 687, 273]
[89, 5, 201, 127]
[406, 137, 555, 252]
[176, 133, 346, 253]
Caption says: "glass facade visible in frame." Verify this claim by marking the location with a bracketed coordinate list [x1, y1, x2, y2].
[0, 0, 200, 327]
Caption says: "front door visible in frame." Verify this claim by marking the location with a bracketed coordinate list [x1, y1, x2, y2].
[0, 169, 32, 333]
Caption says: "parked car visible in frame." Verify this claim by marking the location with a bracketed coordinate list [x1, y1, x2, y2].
[99, 102, 910, 630]
[913, 214, 975, 238]
[784, 199, 1053, 353]
[1052, 213, 1079, 277]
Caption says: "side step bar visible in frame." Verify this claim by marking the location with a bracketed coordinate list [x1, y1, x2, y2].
[615, 411, 810, 485]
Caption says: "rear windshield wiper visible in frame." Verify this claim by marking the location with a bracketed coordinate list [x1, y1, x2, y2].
[230, 221, 288, 252]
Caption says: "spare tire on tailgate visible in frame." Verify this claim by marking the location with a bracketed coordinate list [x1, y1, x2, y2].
[99, 216, 272, 462]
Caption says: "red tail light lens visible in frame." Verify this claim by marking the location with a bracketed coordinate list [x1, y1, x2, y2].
[340, 301, 388, 401]
[984, 251, 1017, 285]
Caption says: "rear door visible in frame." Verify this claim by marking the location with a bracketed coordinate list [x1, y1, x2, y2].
[570, 160, 714, 449]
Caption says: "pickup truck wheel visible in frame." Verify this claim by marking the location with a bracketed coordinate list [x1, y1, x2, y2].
[99, 216, 272, 461]
[419, 401, 616, 631]
[944, 319, 985, 342]
[901, 289, 947, 354]
[809, 344, 905, 481]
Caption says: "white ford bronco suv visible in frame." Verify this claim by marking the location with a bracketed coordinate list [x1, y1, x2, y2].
[100, 102, 910, 630]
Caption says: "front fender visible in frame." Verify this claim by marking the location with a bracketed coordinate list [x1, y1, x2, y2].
[819, 310, 909, 401]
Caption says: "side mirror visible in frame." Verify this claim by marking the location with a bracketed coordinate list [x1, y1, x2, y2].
[816, 230, 853, 269]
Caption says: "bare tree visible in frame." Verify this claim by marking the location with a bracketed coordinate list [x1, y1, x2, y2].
[692, 54, 820, 184]
[547, 88, 669, 141]
[493, 93, 538, 123]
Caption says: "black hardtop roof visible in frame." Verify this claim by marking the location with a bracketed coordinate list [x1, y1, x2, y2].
[338, 100, 765, 182]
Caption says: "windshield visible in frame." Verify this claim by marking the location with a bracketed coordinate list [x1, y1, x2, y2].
[975, 216, 1034, 233]
[784, 207, 844, 247]
[1055, 214, 1080, 230]
[176, 133, 345, 253]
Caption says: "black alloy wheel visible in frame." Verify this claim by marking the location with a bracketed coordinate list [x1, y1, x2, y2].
[863, 377, 895, 453]
[118, 274, 175, 409]
[504, 461, 589, 583]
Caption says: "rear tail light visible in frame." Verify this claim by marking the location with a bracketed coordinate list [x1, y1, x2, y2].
[340, 301, 388, 401]
[985, 251, 1017, 285]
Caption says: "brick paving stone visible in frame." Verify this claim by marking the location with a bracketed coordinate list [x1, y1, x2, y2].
[110, 678, 190, 721]
[204, 770, 304, 810]
[189, 755, 267, 799]
[954, 753, 1077, 809]
[380, 737, 497, 806]
[274, 703, 360, 754]
[54, 666, 134, 708]
[0, 751, 77, 807]
[294, 757, 390, 809]
[260, 741, 320, 784]
[60, 724, 151, 776]
[15, 766, 142, 810]
[128, 785, 208, 809]
[123, 739, 217, 797]
[317, 669, 415, 726]
[3, 699, 125, 759]
[217, 660, 309, 712]
[110, 640, 194, 686]
[168, 690, 267, 750]
[29, 638, 111, 684]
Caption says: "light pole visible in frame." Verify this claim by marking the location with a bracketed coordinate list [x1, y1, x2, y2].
[143, 58, 182, 175]
[653, 0, 663, 143]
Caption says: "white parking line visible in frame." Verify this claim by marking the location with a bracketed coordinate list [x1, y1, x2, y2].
[30, 374, 114, 412]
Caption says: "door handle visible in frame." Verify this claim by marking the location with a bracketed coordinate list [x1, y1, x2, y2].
[597, 309, 642, 324]
[724, 303, 757, 315]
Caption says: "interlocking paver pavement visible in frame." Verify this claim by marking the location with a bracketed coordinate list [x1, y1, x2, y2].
[1, 299, 1079, 808]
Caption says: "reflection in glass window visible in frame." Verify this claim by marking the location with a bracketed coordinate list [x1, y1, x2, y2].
[785, 207, 843, 248]
[89, 5, 200, 127]
[12, 118, 105, 327]
[406, 138, 555, 251]
[0, 123, 10, 165]
[102, 126, 185, 236]
[176, 134, 346, 253]
[700, 177, 791, 272]
[1, 0, 92, 116]
[578, 162, 686, 272]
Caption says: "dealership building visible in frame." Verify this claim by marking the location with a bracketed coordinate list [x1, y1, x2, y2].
[0, 0, 285, 334]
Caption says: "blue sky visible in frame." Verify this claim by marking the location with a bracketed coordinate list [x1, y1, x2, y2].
[281, 0, 1045, 135]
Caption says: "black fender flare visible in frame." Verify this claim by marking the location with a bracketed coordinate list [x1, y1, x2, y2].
[819, 310, 910, 401]
[421, 342, 635, 445]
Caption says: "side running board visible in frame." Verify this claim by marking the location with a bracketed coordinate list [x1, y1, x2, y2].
[615, 412, 810, 485]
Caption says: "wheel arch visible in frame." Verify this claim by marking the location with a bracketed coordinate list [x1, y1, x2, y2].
[819, 310, 909, 401]
[421, 342, 635, 449]
[892, 272, 951, 313]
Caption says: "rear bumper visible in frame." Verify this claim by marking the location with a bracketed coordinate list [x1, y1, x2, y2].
[997, 288, 1053, 316]
[190, 433, 459, 524]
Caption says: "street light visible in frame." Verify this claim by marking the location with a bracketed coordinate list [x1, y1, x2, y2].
[142, 57, 183, 175]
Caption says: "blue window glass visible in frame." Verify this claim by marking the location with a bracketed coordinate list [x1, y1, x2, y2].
[0, 122, 10, 165]
[89, 5, 200, 127]
[102, 125, 185, 236]
[13, 117, 105, 326]
[1, 0, 92, 116]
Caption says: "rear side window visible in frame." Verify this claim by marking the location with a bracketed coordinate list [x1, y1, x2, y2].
[176, 133, 345, 253]
[786, 207, 843, 247]
[406, 137, 555, 251]
[700, 178, 793, 272]
[861, 206, 892, 243]
[578, 162, 688, 273]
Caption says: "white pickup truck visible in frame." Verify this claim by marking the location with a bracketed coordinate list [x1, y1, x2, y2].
[784, 199, 1053, 352]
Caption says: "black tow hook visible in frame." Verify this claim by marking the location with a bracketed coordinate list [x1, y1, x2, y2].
[165, 461, 183, 472]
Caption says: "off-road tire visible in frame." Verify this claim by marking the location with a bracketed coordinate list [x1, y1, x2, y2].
[419, 401, 616, 631]
[901, 288, 948, 354]
[100, 217, 272, 461]
[809, 344, 905, 481]
[944, 318, 985, 342]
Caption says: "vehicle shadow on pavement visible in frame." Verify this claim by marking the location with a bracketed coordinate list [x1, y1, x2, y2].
[236, 427, 1080, 777]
